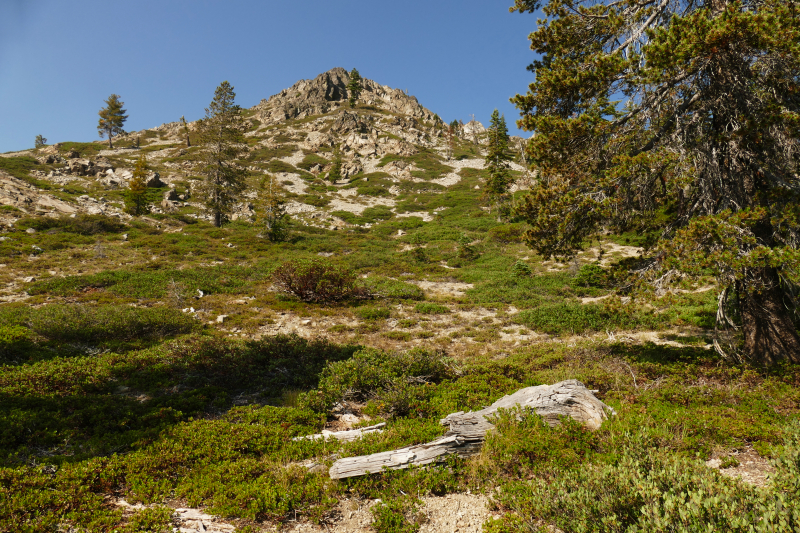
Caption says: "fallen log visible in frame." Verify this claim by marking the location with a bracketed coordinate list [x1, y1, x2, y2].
[328, 379, 613, 479]
[293, 423, 386, 443]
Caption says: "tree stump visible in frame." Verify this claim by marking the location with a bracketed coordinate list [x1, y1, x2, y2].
[328, 379, 614, 479]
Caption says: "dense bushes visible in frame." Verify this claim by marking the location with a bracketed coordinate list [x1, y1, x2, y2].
[17, 214, 127, 235]
[272, 258, 368, 303]
[488, 425, 800, 533]
[27, 304, 197, 344]
[306, 347, 458, 416]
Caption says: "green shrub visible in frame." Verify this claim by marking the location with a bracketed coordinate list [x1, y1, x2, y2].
[514, 302, 654, 334]
[573, 263, 607, 288]
[371, 497, 421, 533]
[414, 303, 450, 315]
[491, 437, 800, 533]
[271, 259, 369, 303]
[355, 307, 391, 320]
[17, 214, 126, 235]
[297, 153, 329, 170]
[27, 304, 197, 345]
[487, 223, 526, 243]
[307, 347, 455, 415]
[124, 506, 174, 532]
[510, 260, 532, 277]
[364, 277, 425, 300]
[0, 326, 34, 364]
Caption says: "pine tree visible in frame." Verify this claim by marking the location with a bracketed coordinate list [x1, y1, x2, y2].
[484, 110, 513, 218]
[126, 154, 149, 216]
[97, 94, 128, 149]
[258, 174, 288, 242]
[327, 145, 343, 183]
[195, 81, 248, 227]
[511, 0, 800, 365]
[34, 135, 47, 148]
[180, 116, 191, 147]
[347, 68, 363, 108]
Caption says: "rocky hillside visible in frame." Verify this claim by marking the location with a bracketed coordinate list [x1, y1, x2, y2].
[0, 67, 523, 229]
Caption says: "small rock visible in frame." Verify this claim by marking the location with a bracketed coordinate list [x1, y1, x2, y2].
[216, 315, 228, 324]
[25, 228, 36, 234]
[122, 234, 128, 241]
[301, 319, 312, 326]
[22, 276, 36, 283]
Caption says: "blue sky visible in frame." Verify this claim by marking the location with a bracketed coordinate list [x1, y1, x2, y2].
[0, 1, 539, 152]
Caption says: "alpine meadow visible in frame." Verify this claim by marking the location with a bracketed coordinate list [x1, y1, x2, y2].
[0, 2, 799, 532]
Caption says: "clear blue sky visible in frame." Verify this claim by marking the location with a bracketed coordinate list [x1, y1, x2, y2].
[0, 0, 540, 153]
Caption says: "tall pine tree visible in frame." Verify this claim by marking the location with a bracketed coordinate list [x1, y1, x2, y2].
[126, 154, 150, 216]
[347, 69, 363, 108]
[97, 94, 128, 149]
[484, 109, 513, 218]
[195, 81, 248, 227]
[511, 0, 800, 365]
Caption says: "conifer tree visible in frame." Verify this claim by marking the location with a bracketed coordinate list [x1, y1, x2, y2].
[347, 69, 363, 108]
[511, 0, 800, 365]
[484, 109, 513, 217]
[180, 116, 191, 147]
[126, 154, 150, 216]
[97, 94, 128, 149]
[34, 135, 47, 148]
[258, 174, 288, 242]
[327, 145, 343, 183]
[195, 81, 248, 227]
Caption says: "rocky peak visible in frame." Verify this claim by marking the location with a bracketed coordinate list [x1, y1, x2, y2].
[253, 67, 438, 125]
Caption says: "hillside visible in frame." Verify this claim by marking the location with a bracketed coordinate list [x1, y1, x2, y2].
[1, 68, 799, 533]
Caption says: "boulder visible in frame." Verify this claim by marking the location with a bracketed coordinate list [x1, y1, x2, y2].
[331, 111, 369, 135]
[146, 172, 165, 188]
[303, 131, 334, 151]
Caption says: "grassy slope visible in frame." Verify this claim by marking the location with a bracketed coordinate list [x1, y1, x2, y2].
[1, 114, 798, 532]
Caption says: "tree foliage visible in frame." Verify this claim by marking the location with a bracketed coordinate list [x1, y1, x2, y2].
[34, 135, 47, 149]
[347, 68, 363, 107]
[195, 81, 248, 227]
[510, 0, 800, 365]
[97, 94, 127, 149]
[126, 154, 150, 216]
[484, 109, 514, 217]
[257, 174, 289, 242]
[327, 145, 343, 183]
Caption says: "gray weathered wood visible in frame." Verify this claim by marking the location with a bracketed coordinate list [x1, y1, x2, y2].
[328, 380, 613, 479]
[293, 422, 386, 443]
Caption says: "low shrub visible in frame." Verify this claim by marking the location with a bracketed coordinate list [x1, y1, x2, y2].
[364, 277, 425, 300]
[355, 307, 391, 320]
[27, 304, 197, 345]
[514, 301, 656, 334]
[272, 259, 369, 303]
[306, 347, 456, 415]
[0, 326, 34, 364]
[414, 303, 450, 315]
[17, 214, 126, 235]
[573, 263, 607, 288]
[487, 223, 526, 243]
[510, 260, 532, 277]
[490, 432, 800, 533]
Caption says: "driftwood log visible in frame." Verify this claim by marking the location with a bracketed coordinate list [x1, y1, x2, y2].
[293, 423, 386, 443]
[328, 379, 614, 480]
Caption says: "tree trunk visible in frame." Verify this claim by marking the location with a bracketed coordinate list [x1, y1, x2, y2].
[738, 269, 800, 366]
[108, 127, 113, 149]
[214, 211, 222, 228]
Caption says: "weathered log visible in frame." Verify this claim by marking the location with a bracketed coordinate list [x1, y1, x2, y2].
[328, 380, 613, 479]
[293, 422, 386, 443]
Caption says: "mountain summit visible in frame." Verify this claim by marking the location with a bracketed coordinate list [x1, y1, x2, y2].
[253, 67, 438, 125]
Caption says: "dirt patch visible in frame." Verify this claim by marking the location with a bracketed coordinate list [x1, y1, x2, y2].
[706, 447, 775, 487]
[114, 499, 236, 533]
[411, 280, 473, 297]
[285, 493, 496, 533]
